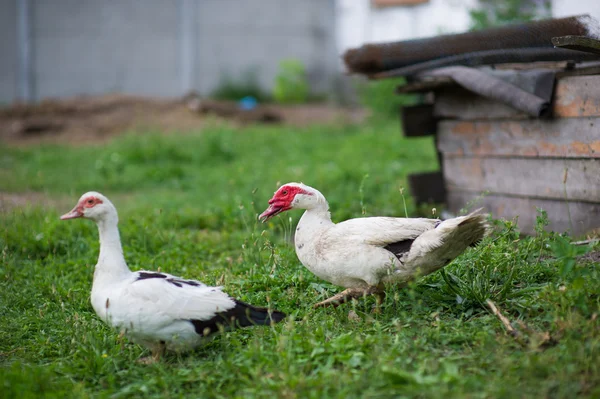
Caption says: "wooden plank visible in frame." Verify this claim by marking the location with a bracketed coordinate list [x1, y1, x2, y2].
[552, 35, 600, 56]
[437, 117, 600, 158]
[400, 104, 437, 137]
[554, 75, 600, 117]
[408, 172, 446, 204]
[556, 62, 600, 78]
[443, 157, 600, 202]
[434, 87, 530, 120]
[493, 60, 575, 71]
[447, 191, 600, 236]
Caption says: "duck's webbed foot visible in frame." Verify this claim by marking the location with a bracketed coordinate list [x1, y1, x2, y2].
[314, 286, 383, 308]
[137, 356, 157, 365]
[372, 291, 386, 314]
[137, 341, 166, 364]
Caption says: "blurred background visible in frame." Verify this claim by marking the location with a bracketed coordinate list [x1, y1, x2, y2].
[2, 0, 598, 105]
[1, 0, 598, 233]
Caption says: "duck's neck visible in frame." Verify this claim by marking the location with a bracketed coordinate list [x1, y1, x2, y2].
[297, 198, 334, 237]
[95, 217, 130, 281]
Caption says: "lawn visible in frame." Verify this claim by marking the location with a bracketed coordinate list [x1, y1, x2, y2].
[1, 118, 599, 398]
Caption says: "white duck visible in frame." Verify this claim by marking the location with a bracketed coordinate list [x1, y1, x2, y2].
[61, 192, 285, 362]
[259, 183, 488, 308]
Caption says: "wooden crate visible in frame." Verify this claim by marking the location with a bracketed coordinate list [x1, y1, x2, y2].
[435, 74, 600, 235]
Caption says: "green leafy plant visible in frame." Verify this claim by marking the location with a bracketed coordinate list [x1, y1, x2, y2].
[549, 235, 596, 314]
[356, 78, 419, 120]
[469, 0, 552, 30]
[272, 59, 309, 104]
[551, 236, 591, 281]
[211, 68, 271, 102]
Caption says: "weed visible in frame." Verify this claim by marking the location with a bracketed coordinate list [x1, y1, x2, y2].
[469, 0, 552, 30]
[211, 68, 271, 103]
[355, 77, 419, 120]
[272, 59, 310, 104]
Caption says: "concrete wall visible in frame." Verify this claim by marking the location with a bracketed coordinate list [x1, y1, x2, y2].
[0, 0, 338, 103]
[194, 0, 337, 95]
[32, 0, 181, 100]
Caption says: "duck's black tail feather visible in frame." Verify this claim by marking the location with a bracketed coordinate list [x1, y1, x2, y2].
[232, 299, 287, 327]
[190, 300, 286, 336]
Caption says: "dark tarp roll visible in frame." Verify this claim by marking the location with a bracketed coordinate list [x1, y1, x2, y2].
[344, 15, 599, 75]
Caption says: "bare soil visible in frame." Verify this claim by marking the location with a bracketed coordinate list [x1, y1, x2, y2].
[0, 94, 366, 146]
[0, 191, 68, 213]
[580, 249, 600, 263]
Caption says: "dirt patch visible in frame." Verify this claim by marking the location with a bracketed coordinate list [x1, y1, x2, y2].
[0, 192, 70, 213]
[0, 191, 138, 214]
[0, 94, 366, 146]
[579, 249, 600, 263]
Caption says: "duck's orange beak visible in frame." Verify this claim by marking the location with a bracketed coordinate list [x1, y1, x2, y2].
[60, 206, 83, 220]
[259, 204, 282, 222]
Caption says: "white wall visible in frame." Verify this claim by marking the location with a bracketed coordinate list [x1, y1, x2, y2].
[335, 0, 477, 57]
[551, 0, 600, 25]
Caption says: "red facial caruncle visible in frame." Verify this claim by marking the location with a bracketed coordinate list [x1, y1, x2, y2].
[60, 195, 103, 220]
[259, 185, 311, 222]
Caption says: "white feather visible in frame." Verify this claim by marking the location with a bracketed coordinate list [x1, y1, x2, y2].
[91, 272, 236, 351]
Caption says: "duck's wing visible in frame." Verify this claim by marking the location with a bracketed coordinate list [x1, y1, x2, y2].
[122, 271, 284, 335]
[332, 217, 439, 247]
[124, 271, 236, 322]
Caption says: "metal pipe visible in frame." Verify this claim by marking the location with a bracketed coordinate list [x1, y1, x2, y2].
[371, 47, 599, 79]
[179, 0, 195, 95]
[17, 0, 32, 102]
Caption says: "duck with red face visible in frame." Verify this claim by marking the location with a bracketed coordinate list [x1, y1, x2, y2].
[259, 184, 317, 221]
[260, 182, 489, 309]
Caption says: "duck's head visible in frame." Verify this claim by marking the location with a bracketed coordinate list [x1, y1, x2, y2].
[259, 183, 325, 222]
[60, 192, 117, 223]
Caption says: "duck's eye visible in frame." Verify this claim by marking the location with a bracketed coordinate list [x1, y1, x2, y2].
[282, 190, 288, 196]
[87, 198, 94, 205]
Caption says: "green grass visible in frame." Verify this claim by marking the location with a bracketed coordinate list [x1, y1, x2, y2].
[1, 119, 599, 398]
